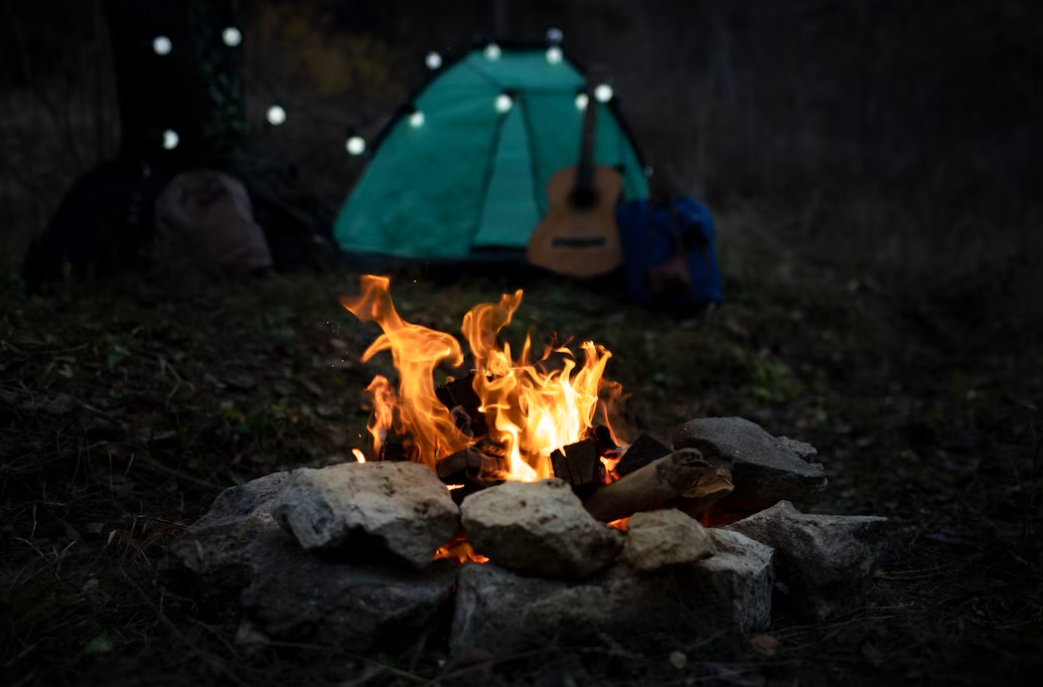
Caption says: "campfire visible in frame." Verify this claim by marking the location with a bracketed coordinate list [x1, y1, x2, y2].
[340, 274, 623, 485]
[169, 276, 890, 659]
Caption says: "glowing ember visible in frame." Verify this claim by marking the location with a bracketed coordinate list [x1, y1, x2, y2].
[351, 448, 366, 463]
[341, 275, 624, 481]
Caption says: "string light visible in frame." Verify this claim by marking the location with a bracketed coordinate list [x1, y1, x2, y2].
[547, 28, 564, 43]
[594, 84, 614, 103]
[425, 51, 442, 70]
[152, 36, 172, 55]
[574, 92, 589, 110]
[162, 129, 179, 150]
[346, 135, 366, 155]
[222, 27, 242, 47]
[495, 93, 513, 113]
[409, 110, 425, 127]
[546, 46, 563, 64]
[266, 104, 287, 126]
[484, 43, 501, 60]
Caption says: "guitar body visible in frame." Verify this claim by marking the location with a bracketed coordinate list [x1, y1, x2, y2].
[527, 165, 623, 278]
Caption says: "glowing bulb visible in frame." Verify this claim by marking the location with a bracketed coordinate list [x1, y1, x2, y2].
[547, 28, 564, 43]
[495, 94, 513, 113]
[409, 110, 425, 127]
[546, 46, 563, 64]
[484, 43, 501, 60]
[266, 105, 286, 126]
[594, 84, 614, 103]
[222, 27, 242, 47]
[162, 129, 179, 150]
[346, 135, 366, 155]
[575, 92, 589, 110]
[425, 51, 442, 69]
[152, 36, 172, 55]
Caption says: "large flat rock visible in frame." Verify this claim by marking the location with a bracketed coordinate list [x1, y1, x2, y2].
[272, 461, 459, 569]
[672, 417, 827, 511]
[728, 501, 889, 620]
[241, 527, 457, 654]
[451, 528, 773, 654]
[460, 478, 623, 579]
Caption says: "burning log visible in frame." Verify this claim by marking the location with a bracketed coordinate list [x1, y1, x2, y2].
[435, 373, 488, 438]
[380, 439, 412, 462]
[581, 449, 719, 523]
[550, 439, 604, 496]
[614, 434, 672, 477]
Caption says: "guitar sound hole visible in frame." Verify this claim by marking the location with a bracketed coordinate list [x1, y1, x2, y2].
[552, 237, 606, 248]
[568, 186, 598, 209]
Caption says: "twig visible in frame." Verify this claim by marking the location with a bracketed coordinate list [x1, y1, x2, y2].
[117, 567, 252, 687]
[144, 458, 216, 489]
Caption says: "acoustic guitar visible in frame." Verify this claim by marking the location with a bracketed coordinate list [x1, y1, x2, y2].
[527, 87, 623, 278]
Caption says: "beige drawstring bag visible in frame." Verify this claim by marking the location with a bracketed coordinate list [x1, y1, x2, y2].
[154, 170, 273, 272]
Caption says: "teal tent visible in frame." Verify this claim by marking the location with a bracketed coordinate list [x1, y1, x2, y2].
[334, 43, 650, 262]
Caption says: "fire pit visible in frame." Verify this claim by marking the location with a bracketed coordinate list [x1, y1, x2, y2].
[168, 276, 889, 656]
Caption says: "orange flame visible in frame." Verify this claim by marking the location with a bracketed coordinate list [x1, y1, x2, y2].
[341, 275, 623, 481]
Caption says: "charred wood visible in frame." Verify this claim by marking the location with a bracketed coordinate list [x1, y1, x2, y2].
[550, 439, 604, 496]
[379, 439, 412, 462]
[436, 374, 488, 437]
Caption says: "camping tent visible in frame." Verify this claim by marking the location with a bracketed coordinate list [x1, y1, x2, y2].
[334, 42, 650, 262]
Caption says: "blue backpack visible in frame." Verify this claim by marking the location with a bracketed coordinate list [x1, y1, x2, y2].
[615, 196, 723, 311]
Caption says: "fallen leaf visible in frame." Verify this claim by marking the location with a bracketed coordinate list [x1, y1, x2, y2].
[301, 379, 324, 397]
[316, 404, 343, 419]
[748, 634, 778, 657]
[46, 394, 77, 415]
[226, 375, 256, 391]
[83, 631, 115, 655]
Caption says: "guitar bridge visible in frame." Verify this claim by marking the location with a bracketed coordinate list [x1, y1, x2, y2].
[551, 237, 606, 248]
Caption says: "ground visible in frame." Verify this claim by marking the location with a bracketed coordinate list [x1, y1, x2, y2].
[1, 232, 1041, 686]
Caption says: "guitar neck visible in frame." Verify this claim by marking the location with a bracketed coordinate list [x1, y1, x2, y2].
[575, 91, 598, 193]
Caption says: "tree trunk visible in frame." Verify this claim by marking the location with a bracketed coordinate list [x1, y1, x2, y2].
[490, 0, 510, 39]
[103, 0, 246, 171]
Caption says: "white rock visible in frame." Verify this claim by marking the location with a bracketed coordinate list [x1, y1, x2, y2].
[623, 509, 717, 571]
[460, 478, 623, 579]
[727, 500, 888, 619]
[272, 461, 459, 569]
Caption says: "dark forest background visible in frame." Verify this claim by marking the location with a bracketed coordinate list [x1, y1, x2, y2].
[2, 0, 1040, 334]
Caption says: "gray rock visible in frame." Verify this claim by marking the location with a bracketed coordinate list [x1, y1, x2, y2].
[241, 527, 457, 654]
[622, 510, 717, 571]
[672, 417, 827, 511]
[167, 472, 291, 598]
[272, 461, 459, 569]
[460, 479, 623, 579]
[727, 501, 889, 620]
[698, 529, 775, 634]
[452, 528, 773, 654]
[193, 471, 291, 530]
